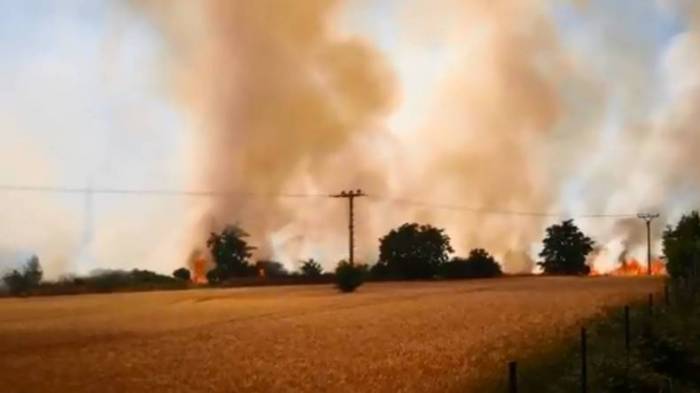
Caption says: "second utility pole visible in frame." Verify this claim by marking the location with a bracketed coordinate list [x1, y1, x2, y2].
[637, 212, 660, 275]
[332, 189, 365, 265]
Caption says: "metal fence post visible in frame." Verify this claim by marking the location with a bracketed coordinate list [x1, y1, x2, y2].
[508, 361, 518, 393]
[624, 305, 630, 352]
[581, 327, 588, 393]
[624, 305, 630, 389]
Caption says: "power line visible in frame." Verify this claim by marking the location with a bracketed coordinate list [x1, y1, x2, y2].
[0, 184, 329, 199]
[365, 195, 637, 219]
[0, 183, 644, 219]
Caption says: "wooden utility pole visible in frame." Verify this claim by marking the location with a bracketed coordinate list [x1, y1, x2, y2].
[637, 213, 660, 275]
[332, 189, 365, 265]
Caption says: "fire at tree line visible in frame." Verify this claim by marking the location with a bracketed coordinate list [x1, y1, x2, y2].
[3, 210, 700, 296]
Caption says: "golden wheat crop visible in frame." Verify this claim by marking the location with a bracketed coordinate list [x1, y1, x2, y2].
[0, 277, 662, 393]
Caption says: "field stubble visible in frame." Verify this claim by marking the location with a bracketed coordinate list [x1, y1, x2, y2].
[0, 276, 662, 392]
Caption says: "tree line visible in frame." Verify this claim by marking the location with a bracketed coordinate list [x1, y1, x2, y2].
[195, 222, 504, 292]
[5, 211, 700, 296]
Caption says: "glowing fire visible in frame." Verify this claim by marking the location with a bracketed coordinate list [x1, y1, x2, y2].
[614, 258, 666, 276]
[591, 258, 667, 276]
[193, 256, 207, 284]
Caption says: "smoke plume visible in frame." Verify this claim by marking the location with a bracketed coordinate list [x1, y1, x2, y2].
[129, 0, 700, 273]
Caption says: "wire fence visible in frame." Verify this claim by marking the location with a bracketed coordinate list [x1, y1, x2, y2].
[505, 282, 678, 393]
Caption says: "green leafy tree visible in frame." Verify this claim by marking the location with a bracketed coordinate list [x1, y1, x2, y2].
[2, 255, 43, 296]
[172, 267, 191, 281]
[441, 248, 502, 279]
[662, 211, 700, 279]
[378, 223, 453, 279]
[539, 219, 594, 275]
[206, 225, 256, 282]
[335, 260, 366, 293]
[300, 258, 323, 278]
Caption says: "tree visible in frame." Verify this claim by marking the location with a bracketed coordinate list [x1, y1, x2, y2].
[206, 224, 256, 282]
[662, 211, 700, 279]
[441, 248, 502, 279]
[2, 255, 43, 296]
[300, 258, 323, 278]
[378, 223, 453, 279]
[539, 219, 594, 275]
[335, 260, 366, 293]
[173, 267, 191, 281]
[23, 255, 43, 286]
[255, 260, 288, 278]
[369, 261, 390, 279]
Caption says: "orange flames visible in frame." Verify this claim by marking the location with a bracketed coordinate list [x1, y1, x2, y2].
[612, 258, 666, 276]
[192, 256, 207, 284]
[590, 258, 667, 277]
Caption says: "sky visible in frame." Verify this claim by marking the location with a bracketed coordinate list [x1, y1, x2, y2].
[0, 0, 190, 276]
[0, 0, 696, 277]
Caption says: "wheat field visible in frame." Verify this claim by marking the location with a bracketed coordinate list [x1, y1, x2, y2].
[0, 277, 661, 393]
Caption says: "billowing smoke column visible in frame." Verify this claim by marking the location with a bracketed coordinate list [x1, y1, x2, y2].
[137, 0, 395, 266]
[136, 0, 700, 273]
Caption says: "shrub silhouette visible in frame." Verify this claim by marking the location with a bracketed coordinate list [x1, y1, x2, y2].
[173, 267, 191, 281]
[335, 261, 365, 293]
[300, 258, 323, 278]
[87, 269, 179, 292]
[2, 255, 42, 296]
[441, 248, 502, 279]
[369, 261, 390, 279]
[255, 260, 288, 278]
[663, 210, 700, 279]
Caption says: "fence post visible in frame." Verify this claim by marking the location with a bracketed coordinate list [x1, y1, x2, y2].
[581, 327, 588, 393]
[624, 305, 630, 352]
[508, 361, 518, 393]
[624, 305, 630, 390]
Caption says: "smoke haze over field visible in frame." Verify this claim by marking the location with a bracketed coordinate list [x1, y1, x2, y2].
[1, 0, 700, 276]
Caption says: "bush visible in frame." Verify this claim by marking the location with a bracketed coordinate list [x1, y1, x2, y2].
[173, 267, 191, 281]
[369, 261, 390, 279]
[662, 211, 700, 279]
[206, 266, 226, 284]
[441, 249, 502, 279]
[85, 269, 180, 293]
[2, 255, 43, 296]
[256, 260, 288, 278]
[300, 258, 323, 278]
[335, 261, 366, 293]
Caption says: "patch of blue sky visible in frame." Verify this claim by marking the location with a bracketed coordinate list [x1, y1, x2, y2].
[0, 1, 190, 271]
[550, 1, 684, 215]
[0, 0, 187, 191]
